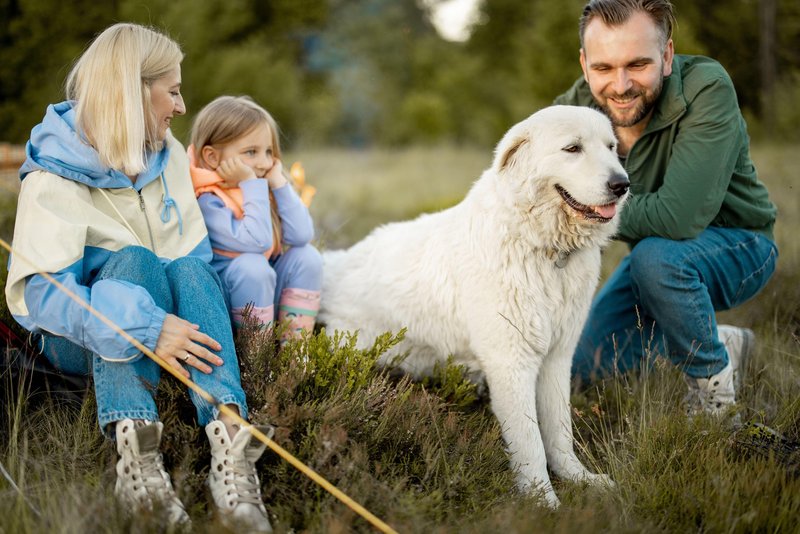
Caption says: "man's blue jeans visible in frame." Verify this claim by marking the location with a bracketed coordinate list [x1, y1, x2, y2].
[573, 227, 778, 382]
[41, 246, 248, 432]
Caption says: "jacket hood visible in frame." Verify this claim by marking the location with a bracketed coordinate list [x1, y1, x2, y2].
[19, 101, 169, 190]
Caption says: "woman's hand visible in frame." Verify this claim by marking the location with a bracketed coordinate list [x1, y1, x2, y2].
[266, 159, 287, 189]
[217, 157, 256, 188]
[155, 313, 224, 379]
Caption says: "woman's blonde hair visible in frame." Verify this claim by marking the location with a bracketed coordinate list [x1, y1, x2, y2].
[66, 23, 183, 175]
[191, 95, 287, 252]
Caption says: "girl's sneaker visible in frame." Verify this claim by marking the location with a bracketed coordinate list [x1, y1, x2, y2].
[205, 420, 274, 533]
[114, 419, 190, 526]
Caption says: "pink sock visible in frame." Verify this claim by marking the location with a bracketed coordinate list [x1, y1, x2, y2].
[231, 305, 274, 328]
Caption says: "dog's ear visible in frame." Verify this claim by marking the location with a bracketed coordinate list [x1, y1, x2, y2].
[495, 135, 528, 172]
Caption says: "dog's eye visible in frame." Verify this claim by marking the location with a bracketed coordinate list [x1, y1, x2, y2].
[608, 143, 616, 151]
[562, 144, 582, 154]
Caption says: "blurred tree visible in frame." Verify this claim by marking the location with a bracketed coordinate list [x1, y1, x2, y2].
[0, 0, 118, 143]
[514, 0, 587, 111]
[466, 0, 800, 141]
[119, 0, 331, 146]
[463, 0, 588, 142]
[671, 0, 800, 138]
[316, 0, 444, 145]
[0, 0, 797, 146]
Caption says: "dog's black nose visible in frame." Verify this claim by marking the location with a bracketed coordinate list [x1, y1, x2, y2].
[607, 173, 630, 198]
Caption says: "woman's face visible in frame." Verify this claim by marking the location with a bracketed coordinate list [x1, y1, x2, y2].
[149, 66, 185, 141]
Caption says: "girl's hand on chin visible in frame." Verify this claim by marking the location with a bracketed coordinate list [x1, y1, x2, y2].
[217, 157, 256, 188]
[266, 159, 287, 189]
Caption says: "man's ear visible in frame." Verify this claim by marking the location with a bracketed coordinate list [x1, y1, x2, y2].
[662, 39, 674, 77]
[580, 48, 589, 82]
[200, 145, 220, 169]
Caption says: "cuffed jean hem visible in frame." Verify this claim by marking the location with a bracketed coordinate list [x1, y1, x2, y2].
[99, 409, 160, 437]
[195, 395, 249, 427]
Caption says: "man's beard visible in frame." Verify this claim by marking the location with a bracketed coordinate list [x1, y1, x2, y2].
[596, 76, 663, 128]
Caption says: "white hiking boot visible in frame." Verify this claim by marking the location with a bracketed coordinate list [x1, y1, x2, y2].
[206, 420, 274, 533]
[684, 325, 755, 418]
[114, 419, 190, 526]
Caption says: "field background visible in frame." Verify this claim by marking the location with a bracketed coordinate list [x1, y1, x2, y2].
[1, 141, 798, 533]
[1, 0, 799, 530]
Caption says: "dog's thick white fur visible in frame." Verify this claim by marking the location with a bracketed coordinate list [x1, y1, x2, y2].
[318, 105, 629, 507]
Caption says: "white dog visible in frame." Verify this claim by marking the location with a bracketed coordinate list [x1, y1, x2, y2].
[318, 105, 629, 507]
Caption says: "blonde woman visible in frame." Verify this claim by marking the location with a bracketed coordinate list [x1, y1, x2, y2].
[5, 23, 273, 532]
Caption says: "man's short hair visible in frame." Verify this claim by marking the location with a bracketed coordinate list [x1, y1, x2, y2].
[579, 0, 676, 49]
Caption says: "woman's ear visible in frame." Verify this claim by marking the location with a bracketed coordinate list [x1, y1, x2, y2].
[200, 145, 220, 169]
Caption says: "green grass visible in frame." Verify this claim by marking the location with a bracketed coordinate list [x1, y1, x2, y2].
[1, 144, 799, 533]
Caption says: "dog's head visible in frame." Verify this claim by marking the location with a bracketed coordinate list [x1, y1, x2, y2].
[491, 105, 629, 250]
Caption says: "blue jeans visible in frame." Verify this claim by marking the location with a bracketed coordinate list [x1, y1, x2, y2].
[573, 227, 778, 382]
[41, 246, 248, 432]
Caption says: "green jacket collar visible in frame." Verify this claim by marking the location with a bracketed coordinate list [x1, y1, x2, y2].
[645, 56, 688, 134]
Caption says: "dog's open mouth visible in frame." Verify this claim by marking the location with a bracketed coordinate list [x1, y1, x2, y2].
[555, 184, 616, 222]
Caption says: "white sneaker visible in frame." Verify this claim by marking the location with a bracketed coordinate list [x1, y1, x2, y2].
[718, 324, 755, 390]
[684, 363, 736, 416]
[684, 325, 756, 418]
[114, 419, 190, 526]
[206, 420, 274, 533]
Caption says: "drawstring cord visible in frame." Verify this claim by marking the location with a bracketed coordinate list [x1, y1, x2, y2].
[159, 174, 183, 235]
[97, 189, 146, 247]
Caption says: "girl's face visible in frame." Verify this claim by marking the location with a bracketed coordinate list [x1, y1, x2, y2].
[149, 66, 185, 141]
[214, 122, 275, 177]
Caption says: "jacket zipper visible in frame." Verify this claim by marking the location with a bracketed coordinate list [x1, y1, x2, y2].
[137, 190, 157, 252]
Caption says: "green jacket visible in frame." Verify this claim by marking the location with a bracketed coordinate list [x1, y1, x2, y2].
[554, 54, 776, 244]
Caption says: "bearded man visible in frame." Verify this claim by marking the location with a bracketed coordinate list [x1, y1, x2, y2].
[556, 0, 778, 416]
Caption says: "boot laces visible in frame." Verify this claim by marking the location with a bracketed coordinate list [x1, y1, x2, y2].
[223, 455, 262, 506]
[131, 450, 176, 499]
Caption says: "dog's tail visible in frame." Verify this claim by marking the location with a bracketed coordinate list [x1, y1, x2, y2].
[321, 249, 347, 278]
[319, 249, 349, 317]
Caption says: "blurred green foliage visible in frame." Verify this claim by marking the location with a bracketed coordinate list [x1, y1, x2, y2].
[1, 0, 799, 148]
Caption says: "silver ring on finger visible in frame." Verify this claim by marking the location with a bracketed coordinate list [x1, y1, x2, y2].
[181, 353, 191, 363]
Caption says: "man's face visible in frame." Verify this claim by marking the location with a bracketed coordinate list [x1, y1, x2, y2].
[580, 11, 673, 128]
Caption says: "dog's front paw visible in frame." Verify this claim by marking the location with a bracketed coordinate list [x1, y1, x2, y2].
[527, 485, 561, 509]
[517, 476, 561, 508]
[539, 489, 561, 509]
[582, 472, 616, 489]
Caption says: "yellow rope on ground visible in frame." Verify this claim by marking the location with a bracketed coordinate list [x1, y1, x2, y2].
[0, 237, 398, 534]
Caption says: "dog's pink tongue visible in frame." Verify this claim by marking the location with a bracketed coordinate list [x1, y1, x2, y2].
[594, 203, 616, 218]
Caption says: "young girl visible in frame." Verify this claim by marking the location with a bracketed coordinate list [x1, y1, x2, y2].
[189, 96, 322, 339]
